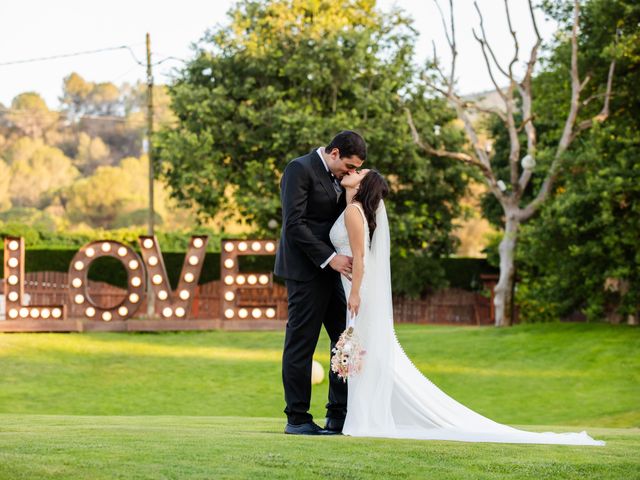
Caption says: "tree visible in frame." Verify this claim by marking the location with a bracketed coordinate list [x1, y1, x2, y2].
[408, 0, 616, 325]
[514, 0, 640, 324]
[74, 132, 111, 174]
[156, 0, 470, 289]
[3, 137, 79, 208]
[60, 72, 93, 120]
[60, 73, 121, 117]
[0, 159, 12, 211]
[7, 92, 59, 139]
[64, 155, 171, 229]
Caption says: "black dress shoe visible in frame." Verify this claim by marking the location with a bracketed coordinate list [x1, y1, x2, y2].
[324, 417, 345, 434]
[284, 422, 324, 435]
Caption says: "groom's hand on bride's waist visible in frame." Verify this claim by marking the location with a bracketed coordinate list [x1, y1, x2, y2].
[329, 255, 353, 280]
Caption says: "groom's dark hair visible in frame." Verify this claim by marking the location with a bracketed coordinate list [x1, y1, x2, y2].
[326, 130, 367, 161]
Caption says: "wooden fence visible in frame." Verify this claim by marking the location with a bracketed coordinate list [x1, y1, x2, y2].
[0, 271, 491, 331]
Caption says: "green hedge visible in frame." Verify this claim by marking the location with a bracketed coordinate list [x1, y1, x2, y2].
[0, 248, 496, 294]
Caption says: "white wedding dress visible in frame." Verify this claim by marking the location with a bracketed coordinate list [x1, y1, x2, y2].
[329, 201, 604, 445]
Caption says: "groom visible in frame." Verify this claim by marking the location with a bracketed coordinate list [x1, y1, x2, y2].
[274, 130, 366, 435]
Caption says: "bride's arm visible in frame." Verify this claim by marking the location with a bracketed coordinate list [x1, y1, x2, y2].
[345, 205, 365, 316]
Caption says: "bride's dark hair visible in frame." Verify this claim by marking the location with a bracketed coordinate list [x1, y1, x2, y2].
[352, 170, 389, 242]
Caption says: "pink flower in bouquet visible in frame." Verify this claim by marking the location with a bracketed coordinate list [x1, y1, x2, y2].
[331, 326, 366, 382]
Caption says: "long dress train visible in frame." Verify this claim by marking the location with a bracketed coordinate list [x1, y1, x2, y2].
[328, 201, 604, 445]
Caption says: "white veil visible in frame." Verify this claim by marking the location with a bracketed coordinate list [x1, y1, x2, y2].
[343, 200, 605, 445]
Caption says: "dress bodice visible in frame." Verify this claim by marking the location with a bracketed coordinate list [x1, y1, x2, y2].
[329, 203, 369, 257]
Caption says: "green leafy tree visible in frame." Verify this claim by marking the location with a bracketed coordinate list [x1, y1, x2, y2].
[156, 0, 469, 294]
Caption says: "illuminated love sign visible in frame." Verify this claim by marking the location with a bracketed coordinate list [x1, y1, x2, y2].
[4, 237, 65, 320]
[2, 235, 277, 323]
[220, 240, 277, 320]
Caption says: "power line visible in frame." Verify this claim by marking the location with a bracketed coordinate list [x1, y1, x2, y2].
[0, 44, 145, 67]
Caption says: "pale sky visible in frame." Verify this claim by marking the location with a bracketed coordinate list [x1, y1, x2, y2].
[0, 0, 557, 108]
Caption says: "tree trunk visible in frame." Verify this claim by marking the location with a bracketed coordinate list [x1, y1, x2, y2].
[494, 213, 519, 327]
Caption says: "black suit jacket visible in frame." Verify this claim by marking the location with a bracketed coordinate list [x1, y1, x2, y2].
[274, 151, 346, 281]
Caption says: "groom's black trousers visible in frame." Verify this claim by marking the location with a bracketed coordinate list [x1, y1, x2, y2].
[282, 268, 348, 425]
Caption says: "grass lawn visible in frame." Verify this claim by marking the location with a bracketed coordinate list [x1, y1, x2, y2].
[0, 323, 638, 479]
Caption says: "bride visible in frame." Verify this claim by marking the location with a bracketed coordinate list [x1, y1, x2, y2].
[329, 168, 604, 445]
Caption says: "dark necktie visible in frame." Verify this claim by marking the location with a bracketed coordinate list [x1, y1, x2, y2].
[328, 170, 342, 200]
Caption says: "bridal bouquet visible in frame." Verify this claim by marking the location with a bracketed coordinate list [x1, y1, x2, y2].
[331, 326, 366, 382]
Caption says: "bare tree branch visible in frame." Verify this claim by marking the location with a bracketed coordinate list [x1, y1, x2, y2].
[461, 100, 507, 122]
[431, 40, 449, 85]
[473, 1, 510, 79]
[432, 0, 457, 95]
[503, 0, 520, 77]
[406, 107, 504, 201]
[472, 28, 508, 101]
[521, 0, 615, 220]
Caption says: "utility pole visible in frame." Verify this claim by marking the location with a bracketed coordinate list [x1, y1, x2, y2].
[145, 32, 155, 318]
